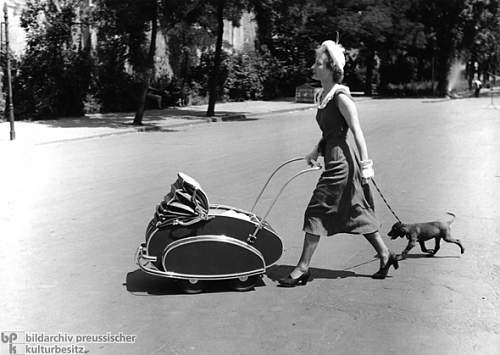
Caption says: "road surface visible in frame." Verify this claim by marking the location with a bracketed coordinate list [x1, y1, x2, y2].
[1, 97, 499, 354]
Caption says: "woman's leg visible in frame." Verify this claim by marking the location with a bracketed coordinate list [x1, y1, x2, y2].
[364, 231, 389, 267]
[289, 233, 320, 278]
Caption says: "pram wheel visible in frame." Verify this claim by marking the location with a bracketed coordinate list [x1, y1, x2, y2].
[177, 279, 206, 294]
[228, 275, 260, 292]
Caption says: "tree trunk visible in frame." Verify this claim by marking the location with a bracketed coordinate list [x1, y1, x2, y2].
[206, 0, 225, 117]
[253, 0, 274, 52]
[436, 52, 451, 96]
[364, 49, 375, 96]
[133, 2, 158, 126]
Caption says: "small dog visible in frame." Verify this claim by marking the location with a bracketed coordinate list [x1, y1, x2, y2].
[388, 212, 464, 260]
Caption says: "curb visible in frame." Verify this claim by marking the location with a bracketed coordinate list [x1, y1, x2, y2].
[246, 104, 316, 118]
[4, 103, 319, 146]
[36, 118, 211, 145]
[38, 106, 317, 144]
[209, 104, 316, 122]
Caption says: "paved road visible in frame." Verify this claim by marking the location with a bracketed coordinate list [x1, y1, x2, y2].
[1, 97, 499, 354]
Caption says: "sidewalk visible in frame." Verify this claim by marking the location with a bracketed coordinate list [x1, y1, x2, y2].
[0, 99, 317, 145]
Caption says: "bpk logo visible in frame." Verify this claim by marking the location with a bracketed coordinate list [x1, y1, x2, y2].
[1, 332, 24, 355]
[0, 333, 16, 343]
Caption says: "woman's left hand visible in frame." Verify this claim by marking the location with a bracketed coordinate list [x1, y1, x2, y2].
[305, 148, 320, 167]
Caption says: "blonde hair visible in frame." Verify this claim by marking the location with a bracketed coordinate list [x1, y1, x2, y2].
[316, 47, 344, 83]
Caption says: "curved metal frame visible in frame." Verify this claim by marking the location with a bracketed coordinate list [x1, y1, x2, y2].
[209, 204, 260, 223]
[259, 165, 322, 223]
[247, 157, 322, 244]
[250, 156, 304, 213]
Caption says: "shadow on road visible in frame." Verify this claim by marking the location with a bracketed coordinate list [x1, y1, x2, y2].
[266, 265, 372, 281]
[33, 109, 249, 129]
[124, 269, 265, 295]
[401, 254, 461, 259]
[125, 270, 180, 295]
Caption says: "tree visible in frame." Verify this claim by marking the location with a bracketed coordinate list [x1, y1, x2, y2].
[133, 1, 158, 125]
[162, 2, 214, 106]
[411, 0, 467, 94]
[458, 0, 500, 84]
[205, 0, 248, 117]
[96, 0, 160, 125]
[251, 0, 329, 97]
[95, 0, 233, 121]
[334, 1, 393, 95]
[206, 0, 225, 117]
[92, 2, 136, 113]
[16, 0, 92, 119]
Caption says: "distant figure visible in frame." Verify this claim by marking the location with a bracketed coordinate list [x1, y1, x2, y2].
[473, 79, 482, 98]
[147, 87, 164, 109]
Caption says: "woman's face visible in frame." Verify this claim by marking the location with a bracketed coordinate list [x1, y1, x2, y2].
[311, 52, 331, 81]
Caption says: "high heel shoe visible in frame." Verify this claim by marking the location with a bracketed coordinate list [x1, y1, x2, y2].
[278, 270, 311, 287]
[372, 252, 399, 279]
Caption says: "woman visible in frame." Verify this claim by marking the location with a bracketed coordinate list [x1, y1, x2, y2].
[279, 40, 398, 286]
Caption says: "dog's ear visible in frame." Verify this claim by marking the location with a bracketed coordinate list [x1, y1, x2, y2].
[391, 222, 403, 231]
[388, 222, 406, 239]
[398, 223, 409, 233]
[388, 222, 401, 238]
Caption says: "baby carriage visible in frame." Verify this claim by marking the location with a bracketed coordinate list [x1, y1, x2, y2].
[135, 157, 321, 293]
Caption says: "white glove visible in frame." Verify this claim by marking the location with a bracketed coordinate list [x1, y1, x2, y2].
[361, 159, 374, 179]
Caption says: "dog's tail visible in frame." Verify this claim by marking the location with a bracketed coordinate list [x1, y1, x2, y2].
[446, 211, 456, 224]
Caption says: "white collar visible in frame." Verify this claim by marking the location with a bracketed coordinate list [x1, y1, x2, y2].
[315, 84, 350, 109]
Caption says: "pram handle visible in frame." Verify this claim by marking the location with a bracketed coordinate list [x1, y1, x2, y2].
[247, 157, 322, 244]
[250, 157, 321, 213]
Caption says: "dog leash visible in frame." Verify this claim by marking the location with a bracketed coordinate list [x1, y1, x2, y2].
[370, 178, 402, 223]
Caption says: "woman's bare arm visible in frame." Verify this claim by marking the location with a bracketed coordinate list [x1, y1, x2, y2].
[337, 94, 369, 161]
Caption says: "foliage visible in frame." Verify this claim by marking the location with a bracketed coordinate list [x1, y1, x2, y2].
[91, 0, 151, 112]
[251, 0, 326, 96]
[192, 50, 229, 99]
[251, 0, 398, 94]
[253, 0, 500, 95]
[192, 48, 292, 101]
[0, 53, 8, 113]
[458, 0, 500, 82]
[378, 81, 434, 97]
[10, 0, 500, 121]
[14, 0, 92, 119]
[224, 51, 265, 100]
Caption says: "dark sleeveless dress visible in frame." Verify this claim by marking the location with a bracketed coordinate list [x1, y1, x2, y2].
[303, 90, 379, 236]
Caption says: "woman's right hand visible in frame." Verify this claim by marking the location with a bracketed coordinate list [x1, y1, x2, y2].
[305, 148, 320, 167]
[360, 159, 374, 183]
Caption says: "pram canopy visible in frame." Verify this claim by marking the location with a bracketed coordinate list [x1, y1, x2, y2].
[155, 172, 211, 228]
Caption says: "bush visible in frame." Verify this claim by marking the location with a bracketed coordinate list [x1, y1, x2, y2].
[92, 67, 141, 113]
[256, 44, 314, 99]
[83, 93, 102, 114]
[377, 81, 435, 97]
[90, 30, 143, 113]
[260, 61, 306, 99]
[11, 0, 94, 120]
[191, 50, 230, 101]
[343, 53, 365, 92]
[14, 48, 92, 120]
[158, 76, 190, 107]
[191, 48, 302, 102]
[224, 52, 265, 101]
